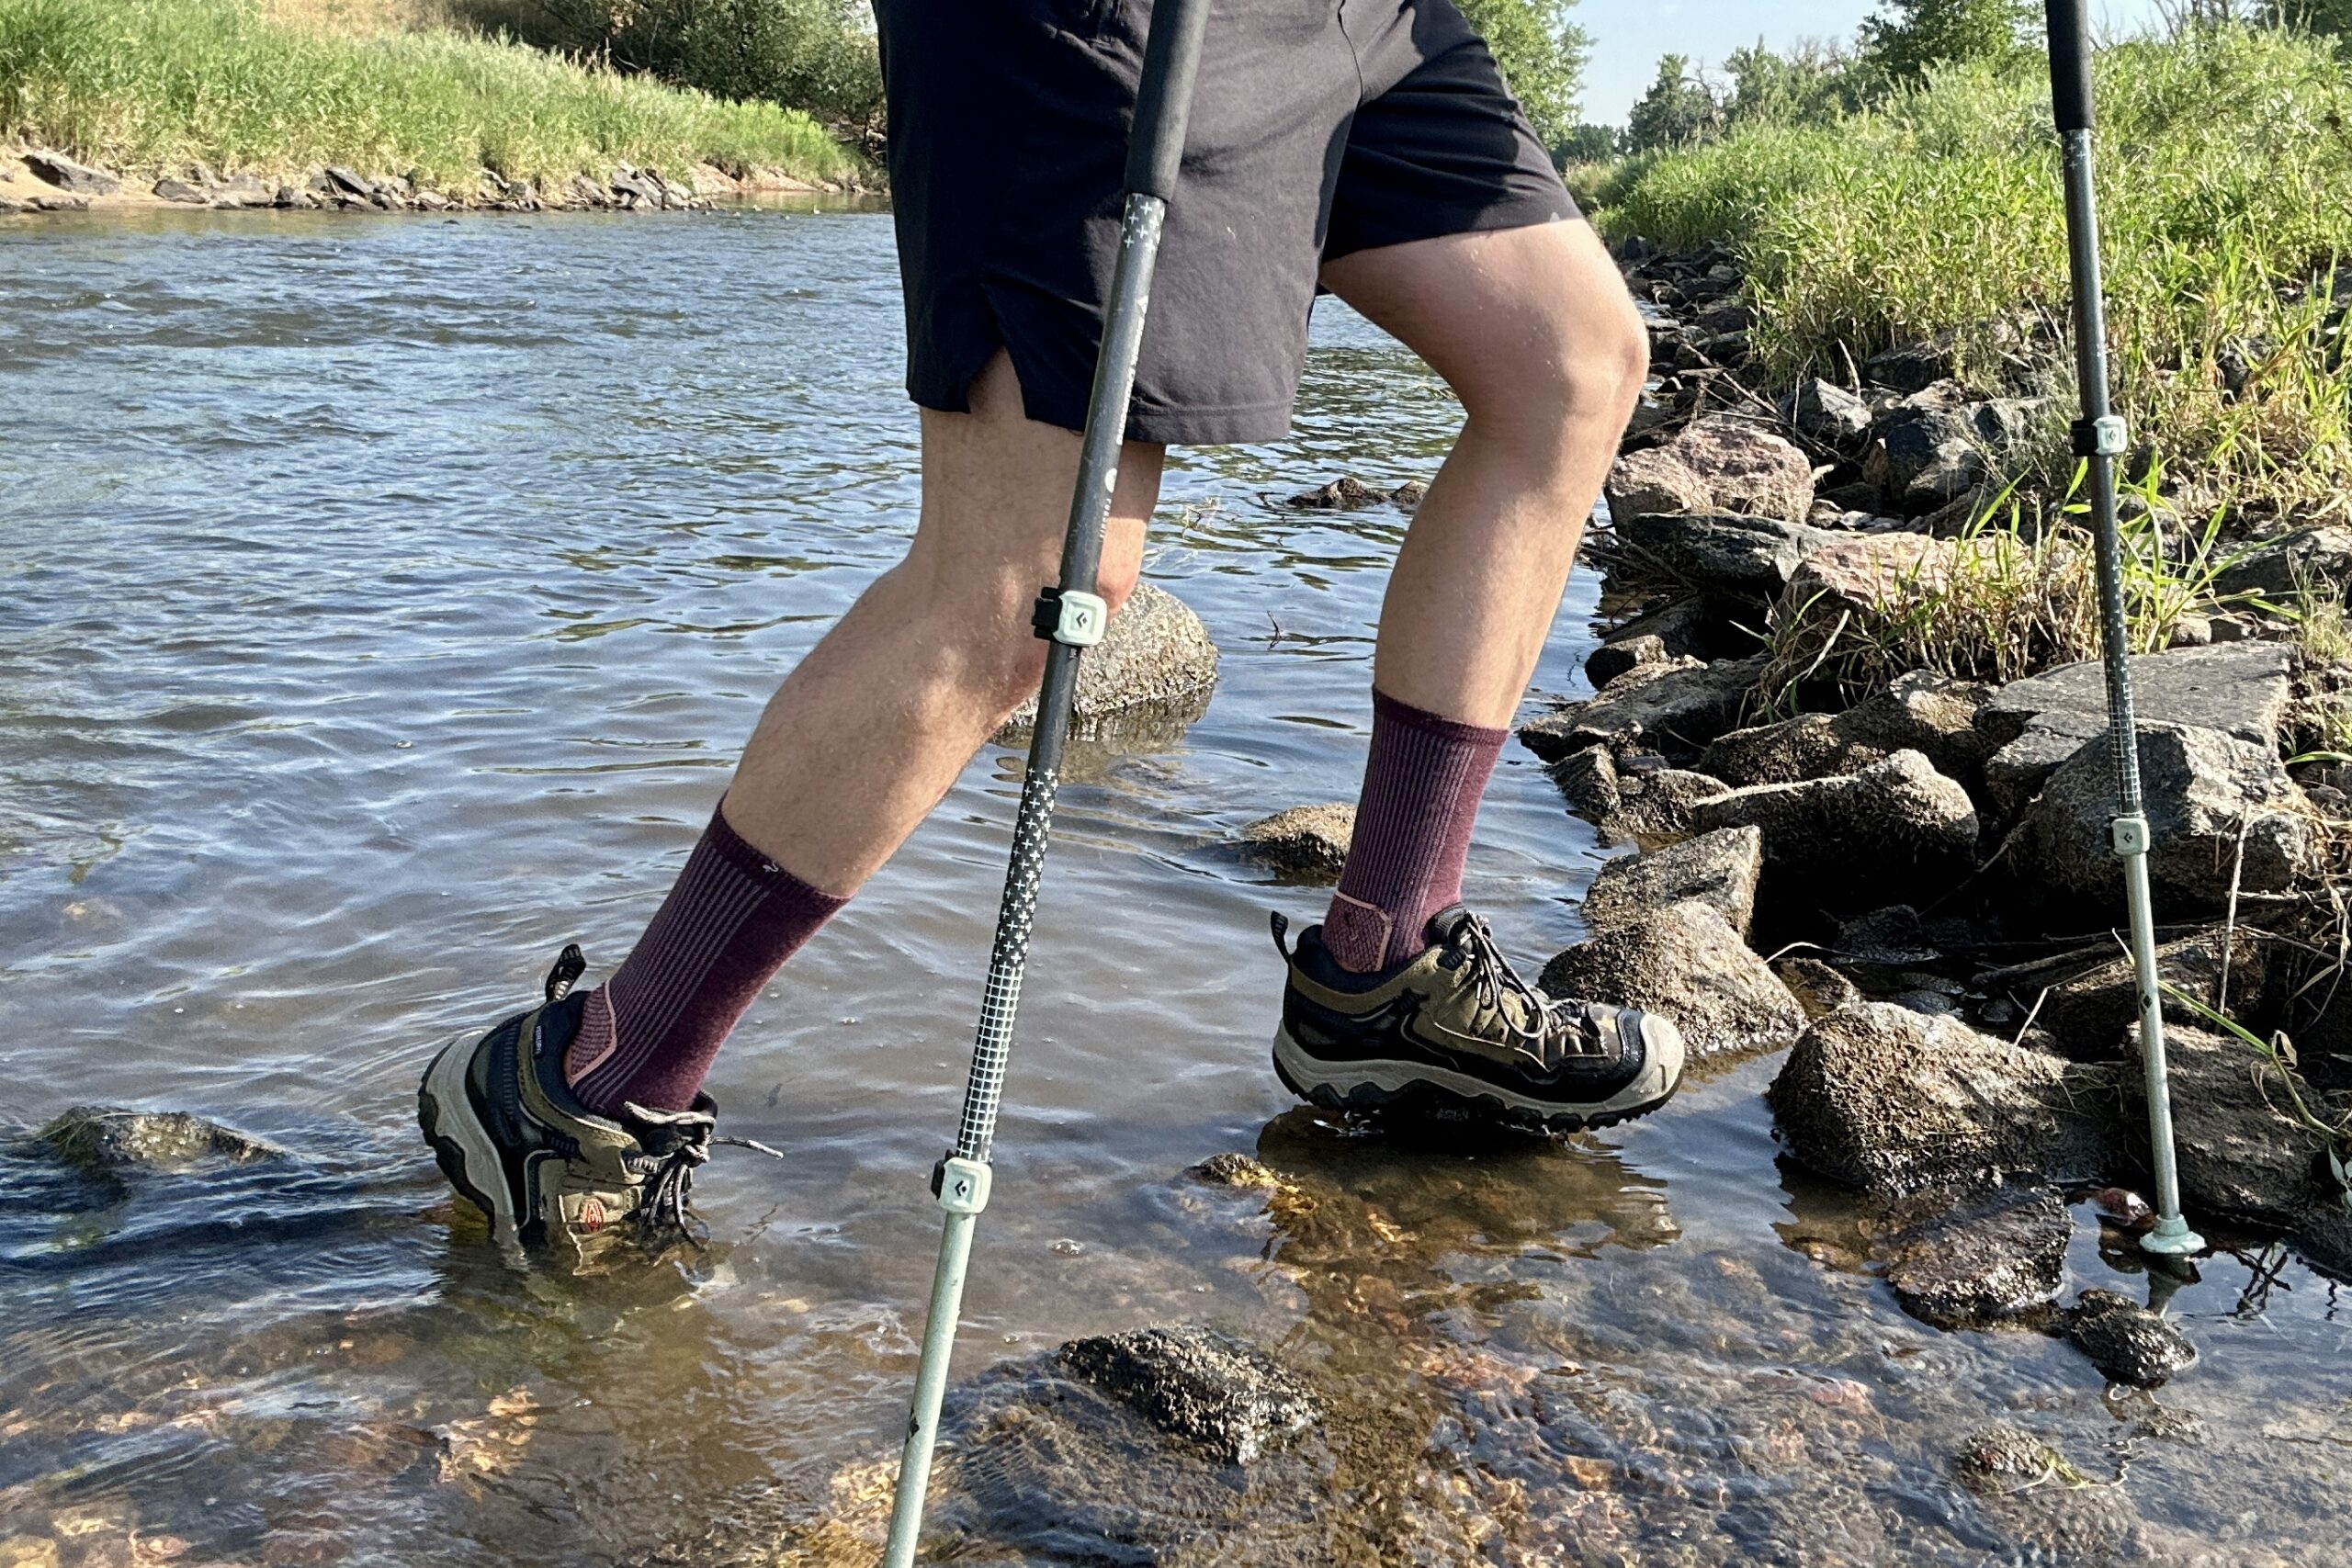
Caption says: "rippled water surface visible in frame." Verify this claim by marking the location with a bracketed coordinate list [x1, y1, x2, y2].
[4, 208, 2349, 1566]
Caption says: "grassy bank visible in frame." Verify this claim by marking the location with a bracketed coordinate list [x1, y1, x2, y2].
[0, 0, 861, 192]
[1594, 25, 2352, 518]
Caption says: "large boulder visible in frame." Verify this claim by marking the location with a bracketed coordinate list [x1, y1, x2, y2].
[1517, 655, 1764, 762]
[2003, 723, 2318, 909]
[1235, 804, 1352, 879]
[1700, 671, 1994, 789]
[1977, 641, 2294, 754]
[1688, 750, 1979, 908]
[1769, 1003, 2124, 1196]
[999, 582, 1217, 744]
[25, 149, 119, 195]
[1580, 826, 1763, 938]
[2124, 1025, 2340, 1233]
[1599, 413, 1815, 531]
[1607, 513, 1832, 596]
[1539, 899, 1806, 1064]
[1875, 1186, 2073, 1329]
[2211, 525, 2352, 602]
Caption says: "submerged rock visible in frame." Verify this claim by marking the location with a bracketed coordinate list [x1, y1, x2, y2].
[2004, 724, 2316, 909]
[1953, 1424, 2081, 1495]
[1284, 474, 1385, 509]
[1689, 750, 1978, 909]
[1579, 826, 1762, 938]
[1184, 1152, 1291, 1190]
[1604, 415, 1817, 526]
[38, 1106, 277, 1171]
[1770, 1004, 2122, 1196]
[999, 581, 1218, 744]
[2062, 1290, 2196, 1388]
[1236, 804, 1353, 879]
[1876, 1186, 2071, 1329]
[1518, 655, 1764, 762]
[1540, 900, 1806, 1064]
[1056, 1326, 1318, 1465]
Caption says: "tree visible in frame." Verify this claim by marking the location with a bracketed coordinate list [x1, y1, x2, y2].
[2267, 0, 2352, 39]
[1622, 54, 1723, 152]
[1856, 0, 2037, 85]
[1722, 38, 1859, 129]
[1551, 122, 1621, 163]
[1455, 0, 1593, 147]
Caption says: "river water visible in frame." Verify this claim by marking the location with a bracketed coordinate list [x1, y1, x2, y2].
[2, 207, 2346, 1566]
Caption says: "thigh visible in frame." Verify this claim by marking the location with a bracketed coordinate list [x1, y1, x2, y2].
[910, 352, 1162, 608]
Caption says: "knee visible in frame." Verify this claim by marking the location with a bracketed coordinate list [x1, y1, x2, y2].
[1466, 294, 1650, 454]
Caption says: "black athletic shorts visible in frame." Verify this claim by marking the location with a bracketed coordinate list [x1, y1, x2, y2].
[874, 0, 1580, 446]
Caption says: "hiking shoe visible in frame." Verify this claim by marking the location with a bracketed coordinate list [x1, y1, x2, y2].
[416, 944, 772, 1257]
[1271, 906, 1684, 1134]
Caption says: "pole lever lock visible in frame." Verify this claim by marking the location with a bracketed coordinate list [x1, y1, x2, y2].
[2111, 813, 2151, 858]
[1031, 587, 1109, 648]
[2072, 414, 2129, 458]
[929, 1155, 992, 1216]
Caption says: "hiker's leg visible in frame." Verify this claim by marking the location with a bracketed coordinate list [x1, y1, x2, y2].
[565, 354, 1162, 1111]
[1315, 220, 1647, 969]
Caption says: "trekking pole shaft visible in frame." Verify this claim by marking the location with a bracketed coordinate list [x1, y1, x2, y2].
[2043, 0, 2200, 1258]
[882, 2, 1211, 1560]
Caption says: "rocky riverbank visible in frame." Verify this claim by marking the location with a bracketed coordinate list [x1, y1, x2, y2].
[0, 144, 863, 220]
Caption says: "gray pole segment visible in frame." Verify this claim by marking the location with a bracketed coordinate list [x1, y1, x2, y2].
[2044, 0, 2201, 1259]
[881, 2, 1212, 1560]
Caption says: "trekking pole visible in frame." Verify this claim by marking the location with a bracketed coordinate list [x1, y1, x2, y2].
[2042, 0, 2201, 1261]
[877, 1, 1212, 1560]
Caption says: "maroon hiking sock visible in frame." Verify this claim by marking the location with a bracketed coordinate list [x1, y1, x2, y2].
[564, 801, 845, 1116]
[1324, 690, 1508, 973]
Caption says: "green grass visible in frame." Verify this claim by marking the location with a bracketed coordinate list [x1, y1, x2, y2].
[1596, 25, 2352, 518]
[0, 0, 861, 190]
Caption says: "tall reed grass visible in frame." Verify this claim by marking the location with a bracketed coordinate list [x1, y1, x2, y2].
[0, 0, 859, 189]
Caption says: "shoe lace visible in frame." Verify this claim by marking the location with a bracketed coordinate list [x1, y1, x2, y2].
[1446, 915, 1605, 1067]
[624, 1102, 786, 1249]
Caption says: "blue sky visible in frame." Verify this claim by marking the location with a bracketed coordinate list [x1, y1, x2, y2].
[1577, 0, 2175, 123]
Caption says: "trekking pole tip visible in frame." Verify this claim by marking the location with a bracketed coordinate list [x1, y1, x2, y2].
[2138, 1211, 2204, 1258]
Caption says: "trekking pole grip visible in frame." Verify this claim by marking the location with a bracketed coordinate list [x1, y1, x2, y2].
[1125, 0, 1212, 200]
[2043, 0, 2096, 134]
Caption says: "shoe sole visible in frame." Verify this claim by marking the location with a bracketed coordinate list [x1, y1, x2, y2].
[1271, 1024, 1680, 1136]
[418, 1032, 521, 1248]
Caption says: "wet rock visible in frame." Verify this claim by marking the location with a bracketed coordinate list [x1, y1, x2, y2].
[1585, 632, 1668, 689]
[2062, 1290, 2196, 1387]
[1185, 1153, 1289, 1190]
[1953, 1424, 2080, 1495]
[1781, 378, 1874, 446]
[1387, 479, 1428, 511]
[2211, 525, 2352, 602]
[1689, 750, 1979, 908]
[1580, 825, 1762, 938]
[1863, 341, 1952, 395]
[999, 582, 1217, 744]
[1608, 512, 1832, 595]
[1235, 804, 1352, 879]
[1769, 1003, 2124, 1196]
[1776, 956, 1862, 1017]
[1057, 1325, 1317, 1465]
[1540, 900, 1806, 1063]
[1978, 641, 2293, 754]
[1701, 671, 1995, 790]
[152, 176, 206, 204]
[28, 193, 87, 211]
[1517, 655, 1764, 762]
[2128, 1026, 2338, 1231]
[24, 150, 118, 195]
[2004, 724, 2317, 909]
[1544, 745, 1730, 840]
[38, 1107, 276, 1170]
[2034, 929, 2276, 1061]
[1284, 474, 1385, 509]
[1876, 1186, 2071, 1328]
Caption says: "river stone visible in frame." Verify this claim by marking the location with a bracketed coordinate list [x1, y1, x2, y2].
[1284, 474, 1385, 509]
[1954, 1425, 2078, 1495]
[1776, 956, 1863, 1018]
[24, 150, 118, 195]
[1780, 378, 1873, 446]
[1608, 512, 1832, 595]
[39, 1107, 276, 1170]
[1688, 750, 1979, 908]
[1585, 632, 1670, 689]
[1978, 641, 2293, 752]
[1185, 1152, 1290, 1190]
[1580, 826, 1762, 938]
[2034, 929, 2277, 1061]
[2211, 525, 2352, 602]
[2003, 724, 2317, 909]
[1517, 655, 1764, 762]
[999, 581, 1217, 744]
[1769, 1003, 2124, 1196]
[1700, 671, 1994, 789]
[1876, 1186, 2072, 1328]
[1057, 1326, 1317, 1465]
[1544, 745, 1730, 840]
[2062, 1290, 2197, 1388]
[153, 176, 207, 204]
[1236, 804, 1353, 879]
[1598, 593, 1737, 665]
[1540, 899, 1806, 1064]
[1863, 341, 1952, 395]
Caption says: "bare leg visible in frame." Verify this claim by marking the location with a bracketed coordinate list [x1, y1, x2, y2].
[1320, 220, 1647, 728]
[723, 353, 1162, 892]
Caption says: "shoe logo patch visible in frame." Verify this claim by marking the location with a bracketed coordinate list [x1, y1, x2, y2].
[579, 1197, 607, 1233]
